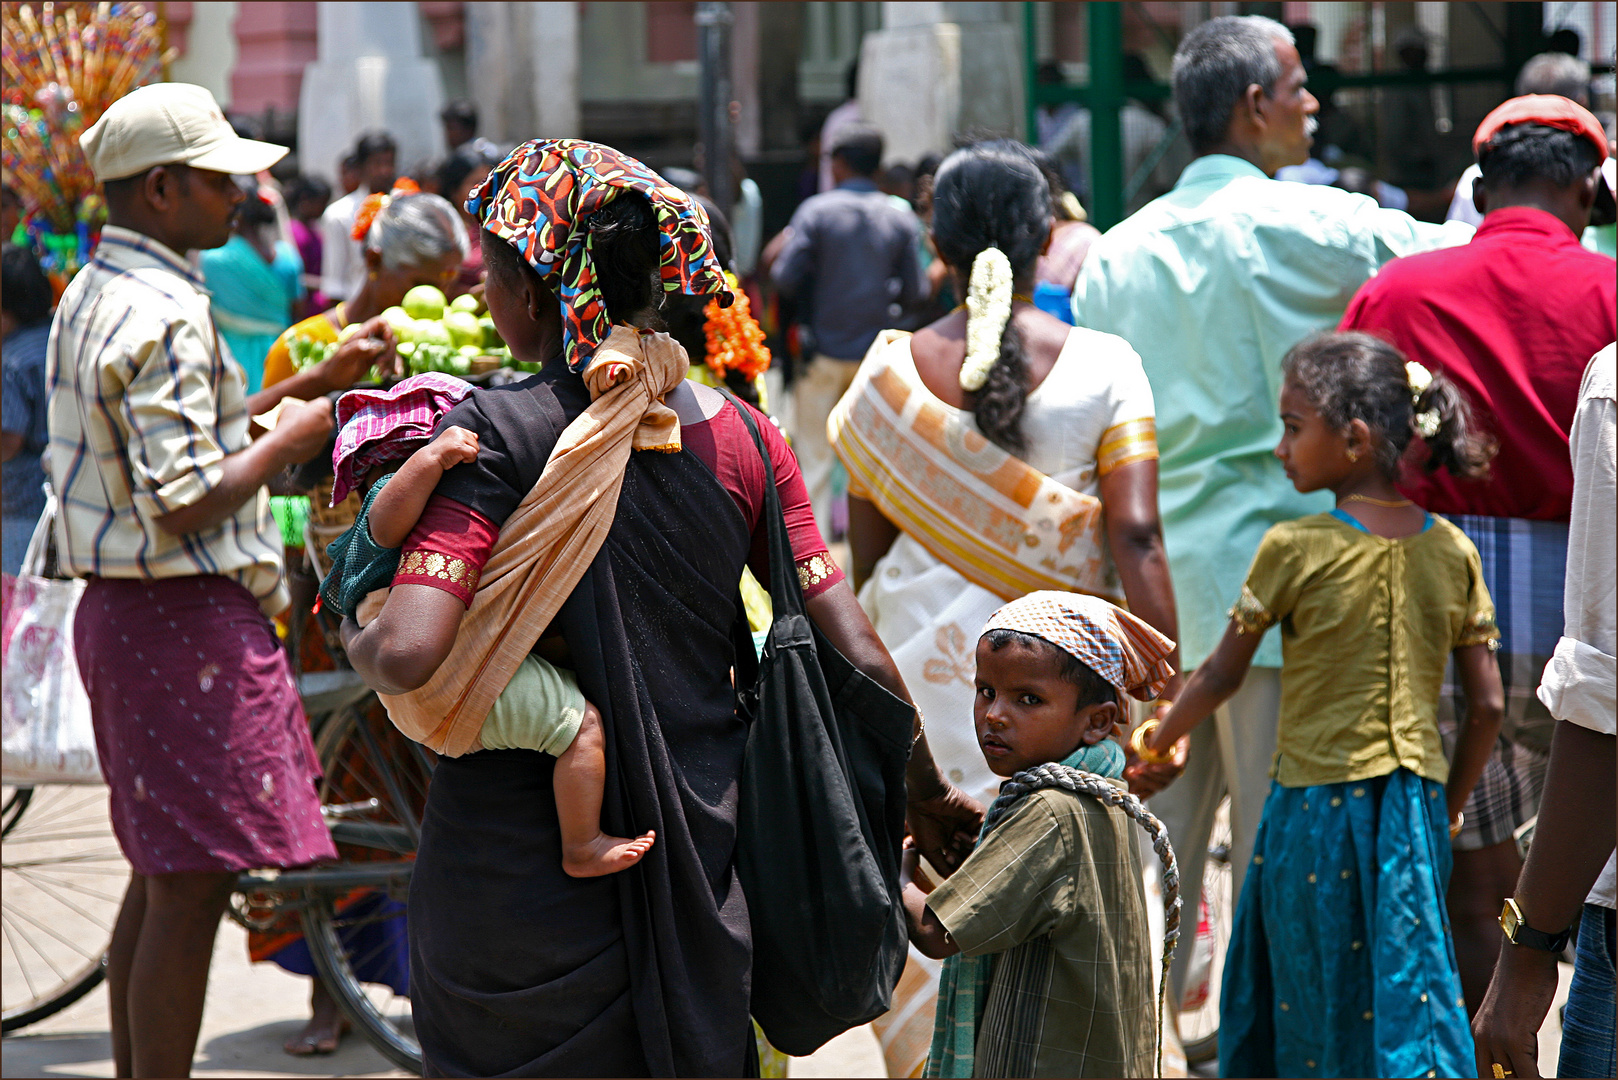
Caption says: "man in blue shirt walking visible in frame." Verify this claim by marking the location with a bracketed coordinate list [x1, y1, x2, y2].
[771, 123, 926, 542]
[1073, 14, 1469, 1012]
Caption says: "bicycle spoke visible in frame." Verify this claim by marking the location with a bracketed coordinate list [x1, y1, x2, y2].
[1, 911, 46, 1000]
[1, 902, 104, 962]
[8, 868, 119, 929]
[1, 905, 74, 985]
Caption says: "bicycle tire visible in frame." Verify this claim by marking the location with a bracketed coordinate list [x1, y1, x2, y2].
[300, 883, 419, 1073]
[1, 956, 104, 1034]
[301, 700, 430, 1073]
[2, 784, 127, 1034]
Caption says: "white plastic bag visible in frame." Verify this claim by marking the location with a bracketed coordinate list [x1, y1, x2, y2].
[1, 490, 100, 785]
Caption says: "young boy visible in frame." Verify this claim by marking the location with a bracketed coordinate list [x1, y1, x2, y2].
[901, 591, 1175, 1079]
[322, 374, 655, 877]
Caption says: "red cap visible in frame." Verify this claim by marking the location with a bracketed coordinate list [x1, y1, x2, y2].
[1473, 94, 1609, 161]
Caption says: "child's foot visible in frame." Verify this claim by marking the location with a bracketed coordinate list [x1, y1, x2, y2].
[562, 830, 656, 878]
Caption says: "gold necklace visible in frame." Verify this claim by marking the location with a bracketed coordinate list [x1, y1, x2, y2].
[1341, 493, 1415, 508]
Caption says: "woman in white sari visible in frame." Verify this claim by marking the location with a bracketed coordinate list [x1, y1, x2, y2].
[831, 141, 1185, 1076]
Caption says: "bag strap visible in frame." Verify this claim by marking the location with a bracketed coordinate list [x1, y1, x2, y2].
[21, 481, 57, 578]
[713, 389, 804, 621]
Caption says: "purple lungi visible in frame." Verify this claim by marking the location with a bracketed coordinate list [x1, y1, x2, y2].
[73, 575, 336, 876]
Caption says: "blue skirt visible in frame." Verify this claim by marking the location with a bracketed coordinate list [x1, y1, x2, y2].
[1218, 769, 1473, 1078]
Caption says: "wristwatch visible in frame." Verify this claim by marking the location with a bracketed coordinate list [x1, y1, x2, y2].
[1499, 898, 1571, 953]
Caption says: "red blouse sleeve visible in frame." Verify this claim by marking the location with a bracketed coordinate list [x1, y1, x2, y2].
[750, 404, 845, 599]
[393, 494, 500, 606]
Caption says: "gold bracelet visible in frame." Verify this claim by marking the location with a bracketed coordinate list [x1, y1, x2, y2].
[1449, 811, 1465, 839]
[1130, 719, 1175, 766]
[913, 710, 925, 748]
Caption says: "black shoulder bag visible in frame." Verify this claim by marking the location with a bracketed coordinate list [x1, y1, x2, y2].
[722, 393, 914, 1057]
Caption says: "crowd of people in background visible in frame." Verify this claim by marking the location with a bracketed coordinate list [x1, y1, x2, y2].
[3, 11, 1615, 1080]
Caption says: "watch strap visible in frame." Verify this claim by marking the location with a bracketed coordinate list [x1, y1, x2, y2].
[1503, 900, 1572, 953]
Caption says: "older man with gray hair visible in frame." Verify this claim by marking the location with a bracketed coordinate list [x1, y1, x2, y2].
[1073, 14, 1470, 1018]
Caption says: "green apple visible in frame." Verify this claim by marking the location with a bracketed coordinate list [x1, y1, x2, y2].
[443, 310, 482, 349]
[450, 293, 481, 314]
[479, 317, 503, 349]
[337, 321, 365, 342]
[414, 320, 452, 348]
[402, 285, 448, 321]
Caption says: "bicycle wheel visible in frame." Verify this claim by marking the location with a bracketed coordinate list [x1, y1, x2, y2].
[302, 702, 432, 1073]
[2, 783, 128, 1033]
[1177, 796, 1233, 1064]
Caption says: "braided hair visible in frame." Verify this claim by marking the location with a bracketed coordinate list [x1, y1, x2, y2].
[930, 141, 1052, 455]
[983, 763, 1181, 1077]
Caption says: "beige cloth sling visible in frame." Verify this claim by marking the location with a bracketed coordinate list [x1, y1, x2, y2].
[379, 326, 688, 756]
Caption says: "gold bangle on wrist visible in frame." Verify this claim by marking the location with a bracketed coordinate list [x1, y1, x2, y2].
[1130, 720, 1174, 766]
[1449, 811, 1465, 839]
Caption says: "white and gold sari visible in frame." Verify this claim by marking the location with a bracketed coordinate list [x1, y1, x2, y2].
[828, 326, 1159, 1076]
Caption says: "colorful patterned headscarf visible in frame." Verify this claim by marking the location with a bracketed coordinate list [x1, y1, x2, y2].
[464, 138, 730, 373]
[982, 591, 1176, 701]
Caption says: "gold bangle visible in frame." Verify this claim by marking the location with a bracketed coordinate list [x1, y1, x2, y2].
[1130, 720, 1174, 766]
[1449, 811, 1465, 839]
[913, 710, 925, 748]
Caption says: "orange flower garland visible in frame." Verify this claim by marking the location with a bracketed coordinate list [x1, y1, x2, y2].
[351, 177, 421, 241]
[703, 273, 771, 382]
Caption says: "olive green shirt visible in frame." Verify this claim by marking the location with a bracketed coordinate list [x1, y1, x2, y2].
[1230, 512, 1499, 787]
[926, 786, 1156, 1078]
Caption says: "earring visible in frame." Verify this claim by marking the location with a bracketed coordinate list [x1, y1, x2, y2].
[1346, 449, 1358, 462]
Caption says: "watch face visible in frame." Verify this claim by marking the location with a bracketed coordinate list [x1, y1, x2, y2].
[1500, 899, 1523, 940]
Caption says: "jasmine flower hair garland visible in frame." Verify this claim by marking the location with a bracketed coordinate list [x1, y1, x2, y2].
[959, 247, 1015, 392]
[1405, 360, 1443, 438]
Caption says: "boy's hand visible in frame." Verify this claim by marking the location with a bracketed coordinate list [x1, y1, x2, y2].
[422, 426, 480, 471]
[907, 783, 983, 877]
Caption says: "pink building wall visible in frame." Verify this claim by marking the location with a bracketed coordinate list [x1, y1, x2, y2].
[230, 2, 319, 116]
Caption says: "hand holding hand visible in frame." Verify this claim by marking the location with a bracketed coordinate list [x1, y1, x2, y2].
[1124, 729, 1188, 798]
[271, 397, 335, 465]
[907, 782, 983, 878]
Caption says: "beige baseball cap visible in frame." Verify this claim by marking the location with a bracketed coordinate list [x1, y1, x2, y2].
[80, 83, 287, 182]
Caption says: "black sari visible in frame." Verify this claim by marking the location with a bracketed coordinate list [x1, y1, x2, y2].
[408, 366, 756, 1077]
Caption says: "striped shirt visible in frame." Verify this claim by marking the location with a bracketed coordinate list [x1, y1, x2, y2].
[46, 226, 288, 615]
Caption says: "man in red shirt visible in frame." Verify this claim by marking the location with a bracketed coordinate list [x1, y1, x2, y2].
[1340, 95, 1616, 1012]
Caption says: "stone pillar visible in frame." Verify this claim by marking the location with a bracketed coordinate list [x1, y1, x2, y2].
[230, 2, 317, 117]
[296, 2, 448, 183]
[858, 2, 1024, 165]
[464, 3, 580, 148]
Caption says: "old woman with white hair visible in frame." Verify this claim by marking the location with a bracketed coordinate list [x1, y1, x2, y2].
[261, 186, 468, 389]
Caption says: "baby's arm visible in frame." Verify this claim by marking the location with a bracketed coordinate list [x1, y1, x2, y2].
[900, 844, 959, 959]
[367, 426, 479, 548]
[1146, 618, 1266, 756]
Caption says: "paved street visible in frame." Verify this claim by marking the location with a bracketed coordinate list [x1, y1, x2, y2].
[1, 924, 885, 1078]
[1, 778, 1572, 1078]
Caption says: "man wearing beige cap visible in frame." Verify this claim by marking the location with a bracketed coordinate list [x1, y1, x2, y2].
[46, 83, 394, 1078]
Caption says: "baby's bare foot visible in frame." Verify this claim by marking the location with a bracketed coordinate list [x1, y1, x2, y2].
[562, 830, 656, 878]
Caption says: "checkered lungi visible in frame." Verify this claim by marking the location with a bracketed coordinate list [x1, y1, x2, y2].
[1437, 514, 1566, 851]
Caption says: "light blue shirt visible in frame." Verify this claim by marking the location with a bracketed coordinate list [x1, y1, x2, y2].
[1073, 154, 1472, 667]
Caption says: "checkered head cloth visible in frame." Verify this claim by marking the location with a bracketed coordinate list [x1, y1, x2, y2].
[329, 373, 475, 505]
[983, 590, 1176, 701]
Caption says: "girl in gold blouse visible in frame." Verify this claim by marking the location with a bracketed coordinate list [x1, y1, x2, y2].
[1138, 332, 1505, 1078]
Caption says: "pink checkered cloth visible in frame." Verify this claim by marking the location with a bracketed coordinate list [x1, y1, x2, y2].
[983, 590, 1176, 701]
[330, 373, 475, 505]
